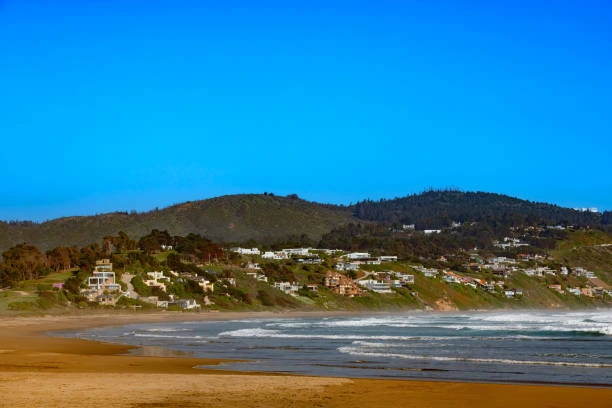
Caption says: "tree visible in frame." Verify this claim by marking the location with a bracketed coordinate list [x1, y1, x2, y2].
[2, 243, 48, 281]
[46, 246, 80, 272]
[138, 229, 173, 254]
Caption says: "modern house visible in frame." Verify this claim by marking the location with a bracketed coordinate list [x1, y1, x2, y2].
[87, 259, 121, 292]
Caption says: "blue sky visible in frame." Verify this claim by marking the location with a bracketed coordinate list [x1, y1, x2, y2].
[1, 0, 611, 221]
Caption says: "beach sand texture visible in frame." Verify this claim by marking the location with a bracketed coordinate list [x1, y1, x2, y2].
[1, 312, 610, 407]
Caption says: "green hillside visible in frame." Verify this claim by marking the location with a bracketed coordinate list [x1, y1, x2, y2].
[0, 194, 354, 252]
[553, 230, 612, 282]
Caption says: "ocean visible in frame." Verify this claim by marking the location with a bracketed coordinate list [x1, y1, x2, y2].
[64, 310, 612, 386]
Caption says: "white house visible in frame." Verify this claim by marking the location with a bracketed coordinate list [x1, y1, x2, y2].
[175, 299, 200, 310]
[246, 272, 268, 282]
[378, 256, 398, 262]
[232, 247, 261, 255]
[283, 248, 311, 256]
[88, 260, 121, 291]
[358, 279, 392, 293]
[346, 252, 370, 260]
[273, 281, 301, 296]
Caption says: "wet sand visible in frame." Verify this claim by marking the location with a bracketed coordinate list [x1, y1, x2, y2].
[0, 311, 610, 407]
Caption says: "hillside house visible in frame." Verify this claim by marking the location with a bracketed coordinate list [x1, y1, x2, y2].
[273, 281, 301, 296]
[283, 248, 311, 256]
[378, 256, 398, 262]
[335, 262, 360, 272]
[172, 299, 200, 310]
[358, 279, 392, 293]
[324, 271, 362, 297]
[246, 272, 268, 282]
[548, 284, 564, 294]
[261, 251, 289, 260]
[232, 247, 261, 255]
[197, 277, 215, 292]
[392, 272, 415, 285]
[345, 252, 370, 260]
[87, 259, 121, 292]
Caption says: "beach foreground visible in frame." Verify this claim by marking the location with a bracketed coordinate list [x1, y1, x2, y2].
[1, 312, 610, 408]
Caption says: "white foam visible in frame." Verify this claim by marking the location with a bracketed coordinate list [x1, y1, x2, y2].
[218, 328, 456, 342]
[337, 347, 612, 368]
[133, 333, 205, 340]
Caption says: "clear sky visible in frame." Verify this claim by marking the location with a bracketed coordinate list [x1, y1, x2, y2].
[1, 0, 611, 221]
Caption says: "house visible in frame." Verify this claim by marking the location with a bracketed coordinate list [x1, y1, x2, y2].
[261, 251, 289, 260]
[245, 262, 262, 270]
[423, 229, 441, 234]
[88, 259, 121, 292]
[282, 248, 311, 256]
[147, 271, 166, 280]
[297, 256, 322, 264]
[392, 272, 414, 285]
[504, 290, 516, 298]
[173, 299, 200, 310]
[273, 281, 301, 296]
[246, 272, 268, 282]
[548, 284, 564, 294]
[144, 271, 168, 292]
[567, 287, 581, 296]
[358, 279, 392, 293]
[335, 262, 360, 272]
[574, 267, 596, 278]
[443, 272, 461, 284]
[96, 293, 115, 305]
[345, 252, 370, 260]
[378, 256, 398, 263]
[231, 247, 261, 255]
[324, 271, 362, 297]
[197, 278, 215, 292]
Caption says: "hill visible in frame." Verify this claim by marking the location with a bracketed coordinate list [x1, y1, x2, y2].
[0, 194, 354, 252]
[0, 190, 607, 254]
[352, 190, 602, 228]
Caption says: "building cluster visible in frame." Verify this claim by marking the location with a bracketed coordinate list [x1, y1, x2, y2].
[81, 259, 212, 309]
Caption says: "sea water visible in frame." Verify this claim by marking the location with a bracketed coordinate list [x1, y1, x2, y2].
[65, 310, 612, 385]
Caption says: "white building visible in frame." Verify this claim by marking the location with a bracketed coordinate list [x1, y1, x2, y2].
[358, 279, 392, 293]
[246, 272, 268, 282]
[378, 256, 398, 262]
[346, 252, 370, 260]
[261, 251, 289, 260]
[87, 259, 121, 291]
[232, 247, 261, 255]
[283, 248, 311, 256]
[273, 281, 301, 296]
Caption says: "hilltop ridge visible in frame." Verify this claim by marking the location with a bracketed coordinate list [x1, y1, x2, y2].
[0, 190, 608, 253]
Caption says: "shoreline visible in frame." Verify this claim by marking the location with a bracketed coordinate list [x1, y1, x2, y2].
[1, 311, 611, 407]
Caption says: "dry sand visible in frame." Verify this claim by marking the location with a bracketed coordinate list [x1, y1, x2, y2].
[0, 311, 610, 407]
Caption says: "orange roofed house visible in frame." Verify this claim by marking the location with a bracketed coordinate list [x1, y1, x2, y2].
[324, 271, 363, 297]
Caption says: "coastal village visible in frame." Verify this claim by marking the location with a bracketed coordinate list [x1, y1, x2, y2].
[69, 227, 611, 311]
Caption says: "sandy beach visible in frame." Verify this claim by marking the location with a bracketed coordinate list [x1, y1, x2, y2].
[0, 311, 610, 407]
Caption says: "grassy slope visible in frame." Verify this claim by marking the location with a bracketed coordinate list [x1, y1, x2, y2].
[0, 270, 73, 314]
[553, 230, 612, 284]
